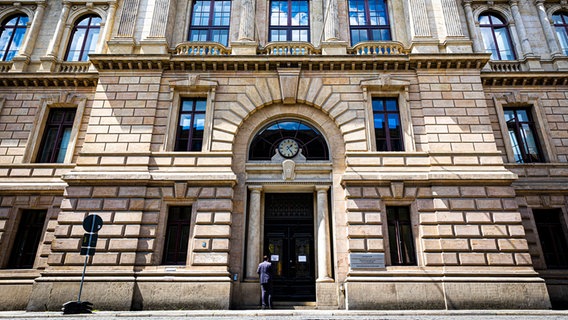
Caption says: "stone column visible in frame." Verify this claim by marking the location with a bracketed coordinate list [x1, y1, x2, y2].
[238, 0, 256, 41]
[535, 0, 561, 55]
[96, 1, 118, 53]
[46, 1, 71, 58]
[510, 0, 533, 57]
[20, 2, 46, 57]
[463, 0, 483, 52]
[245, 186, 262, 280]
[323, 0, 339, 41]
[316, 186, 332, 281]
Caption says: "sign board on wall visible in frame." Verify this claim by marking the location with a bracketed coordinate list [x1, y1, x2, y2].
[349, 253, 386, 269]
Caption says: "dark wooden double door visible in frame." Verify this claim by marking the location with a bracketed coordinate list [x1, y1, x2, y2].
[264, 193, 315, 301]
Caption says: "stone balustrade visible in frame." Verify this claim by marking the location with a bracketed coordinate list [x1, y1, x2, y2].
[261, 41, 320, 55]
[56, 61, 91, 73]
[488, 60, 524, 72]
[348, 41, 409, 55]
[174, 42, 231, 55]
[0, 62, 12, 72]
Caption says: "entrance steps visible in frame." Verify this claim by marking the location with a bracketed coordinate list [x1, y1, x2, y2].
[272, 301, 316, 310]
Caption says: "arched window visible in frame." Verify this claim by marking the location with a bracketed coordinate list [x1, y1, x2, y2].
[249, 119, 329, 161]
[348, 0, 391, 46]
[0, 15, 29, 61]
[479, 13, 515, 60]
[65, 15, 101, 61]
[553, 12, 568, 55]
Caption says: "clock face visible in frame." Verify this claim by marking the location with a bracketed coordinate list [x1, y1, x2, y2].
[278, 138, 299, 158]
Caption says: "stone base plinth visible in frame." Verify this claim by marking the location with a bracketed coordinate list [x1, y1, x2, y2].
[132, 281, 231, 310]
[0, 284, 33, 310]
[345, 278, 551, 309]
[316, 281, 339, 308]
[27, 280, 135, 311]
[234, 282, 261, 308]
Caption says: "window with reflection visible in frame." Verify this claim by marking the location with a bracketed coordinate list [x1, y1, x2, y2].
[175, 98, 206, 152]
[269, 0, 310, 42]
[189, 0, 231, 46]
[7, 209, 47, 269]
[65, 15, 101, 61]
[373, 97, 403, 151]
[553, 12, 568, 55]
[348, 0, 391, 46]
[0, 15, 29, 61]
[249, 119, 329, 160]
[478, 13, 515, 60]
[504, 107, 543, 163]
[387, 206, 416, 266]
[162, 206, 192, 265]
[534, 209, 568, 269]
[36, 108, 76, 163]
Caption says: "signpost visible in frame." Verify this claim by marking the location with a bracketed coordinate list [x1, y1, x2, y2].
[62, 214, 103, 314]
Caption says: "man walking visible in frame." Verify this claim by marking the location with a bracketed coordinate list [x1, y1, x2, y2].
[257, 255, 273, 309]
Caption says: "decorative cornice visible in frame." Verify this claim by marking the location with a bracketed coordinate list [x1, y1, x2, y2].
[0, 73, 98, 87]
[481, 72, 568, 86]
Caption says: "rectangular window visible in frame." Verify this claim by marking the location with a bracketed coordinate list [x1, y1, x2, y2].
[162, 206, 192, 265]
[188, 0, 231, 46]
[504, 107, 544, 163]
[348, 0, 391, 46]
[372, 97, 403, 151]
[36, 108, 76, 163]
[387, 206, 416, 266]
[8, 209, 47, 269]
[269, 0, 310, 42]
[534, 209, 568, 269]
[175, 98, 206, 152]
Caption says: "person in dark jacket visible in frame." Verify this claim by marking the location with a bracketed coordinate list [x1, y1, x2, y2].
[257, 255, 273, 309]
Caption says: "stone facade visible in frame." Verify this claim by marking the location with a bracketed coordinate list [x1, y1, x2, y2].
[0, 0, 567, 311]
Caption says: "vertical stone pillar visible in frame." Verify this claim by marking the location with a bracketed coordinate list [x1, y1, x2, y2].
[246, 186, 262, 280]
[463, 0, 483, 52]
[442, 0, 464, 37]
[510, 0, 533, 57]
[535, 0, 561, 55]
[409, 0, 431, 37]
[20, 2, 46, 57]
[316, 186, 332, 281]
[148, 0, 170, 38]
[46, 1, 71, 58]
[116, 0, 140, 37]
[96, 1, 118, 53]
[323, 0, 339, 41]
[238, 0, 256, 41]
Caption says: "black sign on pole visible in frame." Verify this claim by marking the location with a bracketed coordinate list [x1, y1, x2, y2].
[83, 214, 103, 233]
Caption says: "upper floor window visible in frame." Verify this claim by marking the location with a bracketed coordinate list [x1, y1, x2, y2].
[36, 108, 76, 163]
[534, 209, 568, 269]
[504, 107, 544, 163]
[372, 97, 403, 151]
[162, 206, 192, 265]
[387, 206, 416, 266]
[65, 15, 101, 61]
[249, 119, 329, 161]
[269, 0, 309, 42]
[479, 13, 515, 60]
[189, 0, 231, 46]
[7, 209, 47, 269]
[552, 12, 568, 55]
[175, 98, 206, 152]
[0, 15, 29, 61]
[348, 0, 391, 46]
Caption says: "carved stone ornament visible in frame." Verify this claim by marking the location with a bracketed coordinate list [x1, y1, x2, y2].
[282, 159, 296, 181]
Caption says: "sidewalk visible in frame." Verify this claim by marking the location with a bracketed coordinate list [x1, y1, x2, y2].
[1, 309, 568, 320]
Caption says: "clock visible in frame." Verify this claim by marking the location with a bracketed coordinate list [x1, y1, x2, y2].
[278, 138, 299, 158]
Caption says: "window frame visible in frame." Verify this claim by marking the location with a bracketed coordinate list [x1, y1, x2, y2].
[161, 205, 194, 265]
[552, 11, 568, 55]
[5, 209, 47, 269]
[0, 14, 29, 61]
[64, 14, 102, 62]
[348, 0, 392, 46]
[478, 12, 516, 61]
[533, 208, 568, 269]
[503, 107, 545, 163]
[384, 205, 417, 266]
[371, 97, 404, 151]
[174, 98, 207, 152]
[188, 0, 232, 46]
[35, 108, 77, 163]
[268, 0, 310, 42]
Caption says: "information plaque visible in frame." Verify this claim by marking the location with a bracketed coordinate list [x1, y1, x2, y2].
[349, 253, 385, 269]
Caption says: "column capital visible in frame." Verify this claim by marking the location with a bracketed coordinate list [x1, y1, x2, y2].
[315, 185, 330, 192]
[248, 185, 263, 192]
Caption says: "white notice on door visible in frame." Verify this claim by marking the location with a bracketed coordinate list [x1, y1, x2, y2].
[271, 255, 279, 262]
[298, 255, 307, 262]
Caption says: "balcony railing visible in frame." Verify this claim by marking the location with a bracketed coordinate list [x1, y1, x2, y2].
[175, 42, 231, 55]
[261, 42, 320, 55]
[488, 60, 524, 72]
[56, 61, 91, 73]
[0, 61, 12, 72]
[348, 41, 409, 55]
